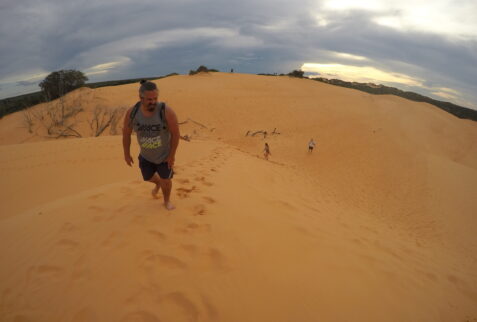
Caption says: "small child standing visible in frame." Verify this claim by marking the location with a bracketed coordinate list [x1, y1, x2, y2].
[308, 139, 316, 152]
[263, 143, 271, 160]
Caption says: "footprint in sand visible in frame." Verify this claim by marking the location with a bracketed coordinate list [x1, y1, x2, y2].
[71, 307, 98, 322]
[148, 230, 167, 242]
[294, 226, 317, 238]
[175, 222, 211, 234]
[37, 265, 63, 276]
[92, 215, 105, 223]
[115, 205, 130, 213]
[10, 314, 31, 322]
[131, 214, 148, 226]
[180, 244, 199, 255]
[56, 238, 79, 250]
[120, 311, 160, 322]
[194, 204, 207, 216]
[201, 294, 219, 321]
[176, 186, 198, 199]
[88, 193, 105, 200]
[120, 186, 134, 194]
[194, 176, 213, 187]
[415, 269, 438, 282]
[178, 244, 228, 272]
[26, 265, 63, 285]
[59, 222, 77, 233]
[206, 248, 228, 271]
[176, 178, 190, 185]
[88, 205, 105, 212]
[157, 292, 200, 322]
[202, 196, 216, 204]
[140, 251, 188, 270]
[71, 269, 91, 282]
[101, 231, 125, 250]
[446, 274, 477, 301]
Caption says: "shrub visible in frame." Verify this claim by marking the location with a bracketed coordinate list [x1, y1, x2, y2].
[39, 69, 88, 101]
[189, 65, 219, 75]
[288, 70, 305, 78]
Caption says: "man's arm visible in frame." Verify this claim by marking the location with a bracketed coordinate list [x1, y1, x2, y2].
[165, 105, 180, 169]
[122, 108, 134, 166]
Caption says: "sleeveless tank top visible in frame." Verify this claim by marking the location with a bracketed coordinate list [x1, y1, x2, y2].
[132, 103, 171, 164]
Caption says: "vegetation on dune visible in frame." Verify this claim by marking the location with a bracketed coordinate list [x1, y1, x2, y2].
[0, 72, 178, 118]
[287, 70, 305, 78]
[40, 70, 88, 101]
[312, 77, 477, 121]
[1, 67, 475, 122]
[21, 88, 127, 139]
[188, 65, 219, 75]
[258, 71, 477, 121]
[0, 92, 45, 119]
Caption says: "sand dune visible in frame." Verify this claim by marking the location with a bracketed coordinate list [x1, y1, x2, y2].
[1, 73, 476, 321]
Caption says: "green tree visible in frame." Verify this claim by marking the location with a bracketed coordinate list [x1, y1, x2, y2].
[39, 70, 88, 100]
[288, 70, 305, 78]
[189, 65, 219, 75]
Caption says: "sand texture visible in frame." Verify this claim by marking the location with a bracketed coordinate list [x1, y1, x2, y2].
[1, 73, 477, 321]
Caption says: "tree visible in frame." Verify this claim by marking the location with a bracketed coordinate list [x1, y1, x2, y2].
[288, 70, 305, 78]
[189, 65, 219, 75]
[39, 69, 88, 100]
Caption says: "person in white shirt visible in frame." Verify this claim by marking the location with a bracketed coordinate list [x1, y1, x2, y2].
[308, 139, 316, 152]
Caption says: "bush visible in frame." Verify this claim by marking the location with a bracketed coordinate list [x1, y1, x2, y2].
[189, 65, 219, 75]
[39, 70, 88, 101]
[288, 70, 305, 78]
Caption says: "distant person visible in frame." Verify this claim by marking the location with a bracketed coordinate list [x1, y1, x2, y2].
[308, 138, 316, 152]
[122, 80, 180, 211]
[263, 143, 271, 160]
[231, 68, 234, 73]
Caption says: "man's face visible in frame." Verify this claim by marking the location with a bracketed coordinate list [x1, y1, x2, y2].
[140, 90, 158, 112]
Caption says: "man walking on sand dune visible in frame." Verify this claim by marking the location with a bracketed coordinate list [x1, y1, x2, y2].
[123, 81, 180, 210]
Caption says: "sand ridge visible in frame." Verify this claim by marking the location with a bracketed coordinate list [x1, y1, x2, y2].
[1, 73, 477, 321]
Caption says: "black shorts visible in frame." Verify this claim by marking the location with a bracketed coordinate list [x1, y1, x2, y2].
[138, 155, 174, 181]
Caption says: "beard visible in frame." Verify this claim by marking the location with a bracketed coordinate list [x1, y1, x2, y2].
[146, 104, 156, 112]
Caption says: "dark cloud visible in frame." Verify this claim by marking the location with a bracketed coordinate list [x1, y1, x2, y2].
[1, 0, 476, 107]
[16, 80, 38, 86]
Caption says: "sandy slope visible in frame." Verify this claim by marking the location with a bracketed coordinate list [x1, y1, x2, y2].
[1, 73, 477, 321]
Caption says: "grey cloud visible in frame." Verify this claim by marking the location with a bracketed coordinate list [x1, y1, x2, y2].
[16, 80, 38, 86]
[1, 0, 476, 108]
[1, 0, 310, 76]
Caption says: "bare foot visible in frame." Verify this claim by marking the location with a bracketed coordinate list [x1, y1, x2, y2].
[151, 185, 160, 199]
[164, 201, 175, 211]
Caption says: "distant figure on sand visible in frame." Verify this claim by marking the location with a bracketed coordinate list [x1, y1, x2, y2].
[308, 138, 316, 152]
[122, 80, 180, 211]
[263, 143, 271, 160]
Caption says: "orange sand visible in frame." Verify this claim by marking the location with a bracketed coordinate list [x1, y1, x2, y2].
[1, 73, 476, 321]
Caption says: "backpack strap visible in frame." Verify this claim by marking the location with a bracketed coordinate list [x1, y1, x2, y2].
[159, 102, 167, 130]
[128, 101, 141, 127]
[159, 102, 165, 121]
[129, 102, 167, 129]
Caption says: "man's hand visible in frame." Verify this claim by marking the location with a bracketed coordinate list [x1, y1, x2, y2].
[166, 155, 175, 169]
[125, 154, 134, 167]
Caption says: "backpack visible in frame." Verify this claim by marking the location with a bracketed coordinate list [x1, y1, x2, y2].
[129, 102, 167, 130]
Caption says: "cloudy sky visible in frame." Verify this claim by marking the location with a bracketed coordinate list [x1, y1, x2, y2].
[1, 0, 476, 109]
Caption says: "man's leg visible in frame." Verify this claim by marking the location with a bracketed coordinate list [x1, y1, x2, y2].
[139, 156, 162, 198]
[158, 178, 175, 210]
[148, 173, 162, 198]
